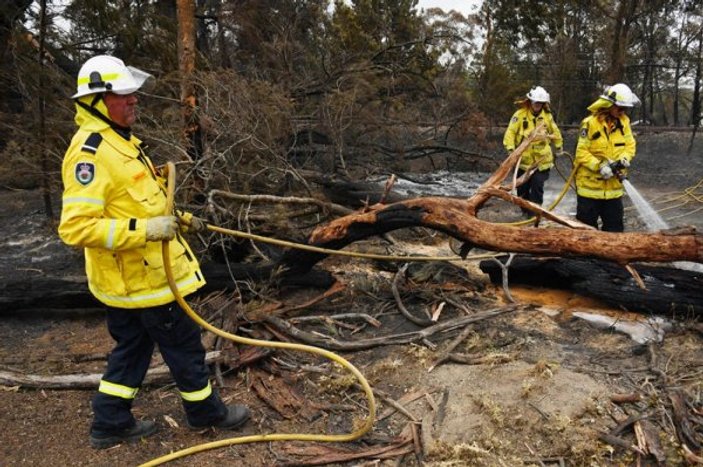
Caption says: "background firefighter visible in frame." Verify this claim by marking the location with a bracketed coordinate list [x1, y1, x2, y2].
[503, 85, 564, 217]
[574, 83, 639, 232]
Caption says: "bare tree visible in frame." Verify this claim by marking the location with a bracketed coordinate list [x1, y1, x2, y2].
[688, 25, 703, 155]
[37, 0, 53, 221]
[177, 0, 203, 162]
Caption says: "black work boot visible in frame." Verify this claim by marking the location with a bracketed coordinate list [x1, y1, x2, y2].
[89, 420, 158, 449]
[188, 404, 250, 430]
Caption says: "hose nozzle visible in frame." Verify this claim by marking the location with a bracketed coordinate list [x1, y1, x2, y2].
[609, 160, 628, 181]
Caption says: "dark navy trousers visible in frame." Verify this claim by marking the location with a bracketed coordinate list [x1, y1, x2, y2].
[576, 195, 624, 232]
[91, 301, 227, 433]
[517, 168, 551, 207]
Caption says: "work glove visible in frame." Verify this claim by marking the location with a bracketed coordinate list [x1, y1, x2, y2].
[177, 211, 208, 234]
[599, 164, 614, 180]
[618, 157, 631, 168]
[146, 216, 178, 242]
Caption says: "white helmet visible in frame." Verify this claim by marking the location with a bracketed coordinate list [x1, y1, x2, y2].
[72, 55, 152, 99]
[526, 86, 550, 103]
[601, 83, 640, 107]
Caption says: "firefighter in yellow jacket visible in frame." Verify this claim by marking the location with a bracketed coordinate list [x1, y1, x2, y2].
[503, 86, 564, 216]
[59, 55, 249, 449]
[574, 83, 639, 232]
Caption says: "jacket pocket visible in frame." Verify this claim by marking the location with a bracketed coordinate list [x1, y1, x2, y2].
[88, 249, 128, 296]
[115, 249, 149, 294]
[143, 240, 191, 290]
[126, 180, 165, 218]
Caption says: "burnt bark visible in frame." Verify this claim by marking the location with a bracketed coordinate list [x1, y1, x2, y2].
[0, 262, 333, 313]
[300, 170, 408, 208]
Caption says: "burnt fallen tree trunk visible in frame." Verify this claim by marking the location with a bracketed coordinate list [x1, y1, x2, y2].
[479, 255, 702, 315]
[0, 262, 334, 313]
[300, 170, 408, 208]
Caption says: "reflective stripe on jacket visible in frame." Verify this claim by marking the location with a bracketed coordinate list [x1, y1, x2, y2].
[503, 107, 563, 171]
[574, 113, 636, 200]
[59, 102, 205, 309]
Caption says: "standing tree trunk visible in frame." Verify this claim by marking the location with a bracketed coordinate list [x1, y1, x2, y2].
[606, 0, 638, 84]
[37, 0, 53, 222]
[176, 0, 203, 163]
[0, 0, 32, 69]
[688, 28, 702, 156]
[0, 0, 33, 152]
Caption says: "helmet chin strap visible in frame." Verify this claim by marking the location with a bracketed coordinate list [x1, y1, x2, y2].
[75, 97, 132, 137]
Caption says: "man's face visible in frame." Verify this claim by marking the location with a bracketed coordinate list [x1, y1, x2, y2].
[103, 92, 138, 127]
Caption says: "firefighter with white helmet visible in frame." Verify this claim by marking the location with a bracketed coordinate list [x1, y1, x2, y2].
[72, 55, 153, 98]
[503, 85, 564, 217]
[601, 83, 640, 108]
[574, 83, 639, 231]
[58, 55, 250, 448]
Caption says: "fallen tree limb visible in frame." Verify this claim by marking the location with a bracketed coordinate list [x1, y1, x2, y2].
[0, 347, 270, 389]
[263, 305, 517, 351]
[392, 264, 434, 326]
[280, 422, 414, 466]
[597, 432, 647, 456]
[446, 352, 515, 366]
[276, 199, 701, 276]
[427, 323, 476, 372]
[208, 189, 352, 216]
[0, 351, 221, 389]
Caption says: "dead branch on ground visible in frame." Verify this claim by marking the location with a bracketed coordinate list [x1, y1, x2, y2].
[263, 306, 517, 351]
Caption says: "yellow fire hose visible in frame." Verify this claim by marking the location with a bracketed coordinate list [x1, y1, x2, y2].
[140, 162, 377, 466]
[144, 156, 583, 465]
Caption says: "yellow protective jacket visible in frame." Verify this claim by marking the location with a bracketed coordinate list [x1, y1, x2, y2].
[58, 99, 205, 309]
[574, 111, 636, 200]
[503, 106, 563, 171]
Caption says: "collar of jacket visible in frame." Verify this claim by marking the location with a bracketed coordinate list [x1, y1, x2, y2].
[74, 96, 133, 138]
[74, 96, 143, 157]
[99, 126, 144, 159]
[518, 107, 545, 120]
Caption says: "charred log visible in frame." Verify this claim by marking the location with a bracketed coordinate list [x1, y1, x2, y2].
[479, 255, 702, 315]
[300, 170, 408, 208]
[0, 261, 334, 313]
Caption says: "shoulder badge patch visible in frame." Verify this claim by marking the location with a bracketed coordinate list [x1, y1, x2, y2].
[511, 116, 518, 123]
[580, 127, 588, 138]
[75, 162, 95, 186]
